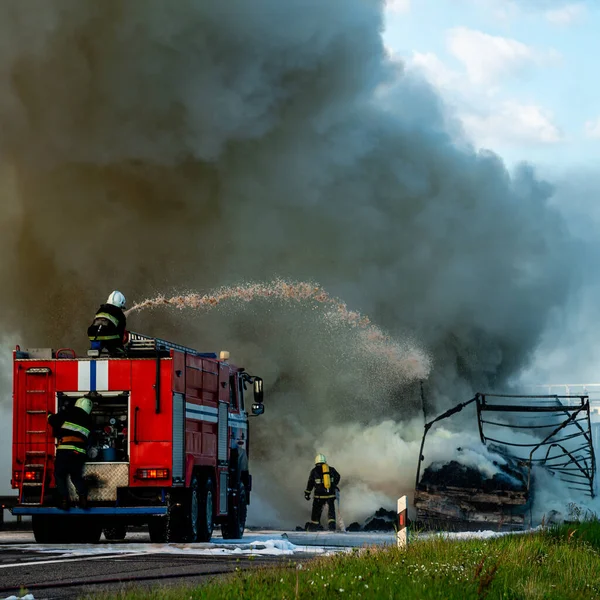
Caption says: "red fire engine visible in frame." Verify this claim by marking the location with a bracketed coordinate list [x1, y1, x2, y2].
[11, 332, 264, 543]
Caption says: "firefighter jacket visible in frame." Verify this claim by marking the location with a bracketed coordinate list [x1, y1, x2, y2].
[88, 303, 127, 342]
[48, 406, 93, 455]
[305, 463, 341, 499]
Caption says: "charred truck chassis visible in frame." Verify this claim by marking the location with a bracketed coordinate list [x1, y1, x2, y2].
[414, 393, 596, 531]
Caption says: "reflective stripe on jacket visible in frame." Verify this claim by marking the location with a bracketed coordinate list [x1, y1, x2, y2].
[48, 406, 93, 452]
[94, 312, 120, 327]
[57, 444, 87, 454]
[88, 303, 127, 343]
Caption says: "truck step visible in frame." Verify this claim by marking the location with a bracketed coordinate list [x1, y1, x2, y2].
[26, 431, 46, 434]
[26, 410, 47, 414]
[22, 483, 43, 487]
[25, 390, 46, 394]
[25, 464, 44, 468]
[25, 451, 46, 456]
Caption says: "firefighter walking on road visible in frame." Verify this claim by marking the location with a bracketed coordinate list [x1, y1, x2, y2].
[47, 397, 94, 510]
[304, 453, 341, 531]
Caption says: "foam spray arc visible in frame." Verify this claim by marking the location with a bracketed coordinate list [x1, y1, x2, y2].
[127, 279, 431, 382]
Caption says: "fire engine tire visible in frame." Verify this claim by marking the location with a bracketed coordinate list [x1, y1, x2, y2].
[196, 476, 215, 543]
[76, 520, 103, 544]
[221, 481, 247, 540]
[103, 524, 127, 541]
[32, 515, 57, 543]
[32, 516, 102, 543]
[148, 517, 168, 543]
[148, 496, 188, 543]
[186, 474, 200, 542]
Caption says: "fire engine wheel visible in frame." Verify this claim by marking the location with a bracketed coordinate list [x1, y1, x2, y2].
[32, 515, 102, 543]
[32, 515, 56, 543]
[221, 481, 247, 540]
[196, 476, 215, 543]
[148, 493, 188, 543]
[148, 517, 168, 543]
[103, 524, 127, 541]
[76, 520, 103, 544]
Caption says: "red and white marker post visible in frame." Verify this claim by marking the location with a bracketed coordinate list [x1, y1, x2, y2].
[397, 495, 408, 548]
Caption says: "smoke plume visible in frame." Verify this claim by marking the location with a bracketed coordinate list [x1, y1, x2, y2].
[0, 0, 577, 524]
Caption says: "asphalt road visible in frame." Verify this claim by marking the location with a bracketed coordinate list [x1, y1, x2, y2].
[0, 531, 299, 600]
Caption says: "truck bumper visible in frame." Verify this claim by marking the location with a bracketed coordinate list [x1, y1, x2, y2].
[12, 506, 168, 516]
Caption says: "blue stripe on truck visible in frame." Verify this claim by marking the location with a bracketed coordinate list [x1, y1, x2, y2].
[90, 360, 97, 391]
[12, 506, 168, 516]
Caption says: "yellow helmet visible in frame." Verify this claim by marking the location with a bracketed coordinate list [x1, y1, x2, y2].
[315, 453, 327, 465]
[75, 397, 93, 414]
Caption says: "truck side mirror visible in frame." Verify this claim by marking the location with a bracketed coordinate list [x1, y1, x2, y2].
[252, 403, 265, 416]
[253, 377, 264, 404]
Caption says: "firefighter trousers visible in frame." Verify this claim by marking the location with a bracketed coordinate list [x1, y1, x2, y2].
[310, 497, 336, 531]
[54, 449, 87, 500]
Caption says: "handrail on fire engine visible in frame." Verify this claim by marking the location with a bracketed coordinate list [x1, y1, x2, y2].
[134, 407, 139, 445]
[127, 331, 217, 359]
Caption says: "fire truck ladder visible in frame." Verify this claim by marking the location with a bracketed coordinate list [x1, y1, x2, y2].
[20, 367, 52, 505]
[126, 331, 217, 358]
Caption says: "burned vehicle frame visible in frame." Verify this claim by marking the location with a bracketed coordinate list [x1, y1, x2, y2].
[414, 393, 596, 531]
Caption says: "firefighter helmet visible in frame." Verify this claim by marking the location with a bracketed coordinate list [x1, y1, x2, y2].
[75, 397, 93, 414]
[315, 453, 327, 465]
[107, 290, 126, 309]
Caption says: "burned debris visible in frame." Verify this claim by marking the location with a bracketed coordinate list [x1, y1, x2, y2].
[414, 393, 596, 531]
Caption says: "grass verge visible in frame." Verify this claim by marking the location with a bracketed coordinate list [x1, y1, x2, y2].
[86, 524, 600, 600]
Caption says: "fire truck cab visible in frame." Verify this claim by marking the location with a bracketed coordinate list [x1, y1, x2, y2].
[10, 332, 264, 544]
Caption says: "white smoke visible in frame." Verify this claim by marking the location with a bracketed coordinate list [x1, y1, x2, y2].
[0, 0, 581, 524]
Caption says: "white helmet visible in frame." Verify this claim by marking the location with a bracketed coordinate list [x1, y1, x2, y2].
[75, 397, 93, 414]
[107, 290, 126, 309]
[315, 453, 327, 465]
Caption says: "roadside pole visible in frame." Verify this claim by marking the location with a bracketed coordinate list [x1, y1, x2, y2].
[397, 495, 408, 548]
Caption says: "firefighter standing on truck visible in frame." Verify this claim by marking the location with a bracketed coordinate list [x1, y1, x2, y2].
[87, 290, 127, 355]
[47, 397, 93, 510]
[304, 454, 341, 531]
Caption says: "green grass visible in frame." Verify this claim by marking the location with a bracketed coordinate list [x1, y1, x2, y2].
[85, 524, 600, 600]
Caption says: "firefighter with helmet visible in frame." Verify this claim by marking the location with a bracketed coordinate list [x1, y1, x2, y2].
[88, 290, 127, 355]
[47, 397, 94, 510]
[304, 453, 341, 531]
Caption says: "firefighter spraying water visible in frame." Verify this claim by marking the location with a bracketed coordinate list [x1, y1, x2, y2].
[87, 291, 128, 356]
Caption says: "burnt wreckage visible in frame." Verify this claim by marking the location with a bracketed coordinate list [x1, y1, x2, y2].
[414, 393, 596, 530]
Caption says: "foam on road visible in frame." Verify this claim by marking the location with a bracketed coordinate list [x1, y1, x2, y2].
[0, 527, 532, 562]
[0, 532, 345, 559]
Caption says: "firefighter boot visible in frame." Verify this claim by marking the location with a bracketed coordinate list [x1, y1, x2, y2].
[79, 496, 89, 510]
[59, 497, 70, 511]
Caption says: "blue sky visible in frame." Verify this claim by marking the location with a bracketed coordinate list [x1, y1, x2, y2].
[383, 0, 600, 170]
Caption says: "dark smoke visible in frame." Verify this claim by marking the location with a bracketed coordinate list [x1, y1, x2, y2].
[0, 0, 575, 522]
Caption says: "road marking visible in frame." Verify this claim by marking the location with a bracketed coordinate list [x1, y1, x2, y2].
[0, 551, 149, 569]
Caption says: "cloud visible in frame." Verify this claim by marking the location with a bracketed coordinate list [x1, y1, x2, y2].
[447, 27, 560, 86]
[462, 101, 563, 146]
[585, 117, 600, 139]
[407, 51, 562, 150]
[467, 0, 587, 21]
[386, 0, 411, 13]
[545, 3, 587, 24]
[469, 0, 521, 21]
[409, 52, 460, 89]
